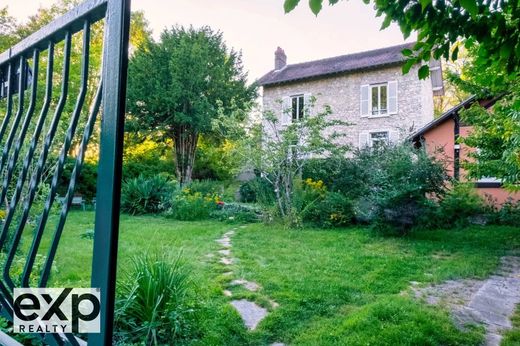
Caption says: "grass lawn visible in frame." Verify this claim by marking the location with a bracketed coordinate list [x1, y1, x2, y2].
[20, 211, 520, 345]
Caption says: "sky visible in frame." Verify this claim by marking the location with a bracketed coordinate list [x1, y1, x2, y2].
[0, 0, 413, 82]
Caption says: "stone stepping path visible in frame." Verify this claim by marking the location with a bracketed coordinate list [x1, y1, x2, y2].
[230, 299, 268, 330]
[412, 256, 520, 346]
[213, 228, 279, 333]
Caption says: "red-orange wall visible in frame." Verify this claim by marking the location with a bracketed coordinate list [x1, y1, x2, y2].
[421, 120, 520, 205]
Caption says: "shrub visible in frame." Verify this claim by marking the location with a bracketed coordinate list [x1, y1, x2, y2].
[58, 158, 98, 201]
[210, 203, 261, 223]
[167, 188, 221, 221]
[438, 183, 487, 227]
[186, 180, 223, 197]
[303, 191, 354, 228]
[357, 144, 447, 234]
[238, 176, 276, 205]
[115, 254, 200, 345]
[121, 175, 175, 215]
[496, 198, 520, 226]
[303, 157, 369, 199]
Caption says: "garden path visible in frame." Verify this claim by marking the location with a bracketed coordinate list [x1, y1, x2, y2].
[411, 256, 520, 346]
[213, 228, 284, 345]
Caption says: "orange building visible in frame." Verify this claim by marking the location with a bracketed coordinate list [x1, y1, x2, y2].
[411, 96, 520, 205]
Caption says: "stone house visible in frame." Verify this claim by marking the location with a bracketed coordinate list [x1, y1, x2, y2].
[257, 43, 443, 149]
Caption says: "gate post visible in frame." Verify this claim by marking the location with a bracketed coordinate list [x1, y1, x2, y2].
[90, 0, 131, 344]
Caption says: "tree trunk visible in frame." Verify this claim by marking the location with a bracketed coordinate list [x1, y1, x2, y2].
[173, 124, 198, 186]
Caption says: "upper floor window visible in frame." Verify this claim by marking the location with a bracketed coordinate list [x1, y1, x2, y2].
[292, 94, 305, 121]
[360, 81, 397, 117]
[281, 93, 311, 125]
[371, 84, 387, 116]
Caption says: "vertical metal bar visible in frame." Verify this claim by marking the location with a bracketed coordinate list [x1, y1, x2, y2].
[90, 0, 130, 344]
[0, 49, 39, 208]
[19, 20, 90, 289]
[40, 82, 102, 287]
[0, 60, 13, 142]
[0, 56, 26, 175]
[0, 43, 52, 208]
[0, 35, 69, 251]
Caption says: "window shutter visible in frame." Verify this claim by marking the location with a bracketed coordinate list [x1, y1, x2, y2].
[304, 93, 312, 116]
[388, 81, 398, 115]
[389, 130, 399, 144]
[359, 132, 369, 148]
[360, 85, 369, 117]
[281, 96, 291, 125]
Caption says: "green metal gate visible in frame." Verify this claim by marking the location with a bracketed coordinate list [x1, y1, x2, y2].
[0, 0, 130, 344]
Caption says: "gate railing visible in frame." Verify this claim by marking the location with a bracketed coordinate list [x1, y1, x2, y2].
[0, 0, 130, 344]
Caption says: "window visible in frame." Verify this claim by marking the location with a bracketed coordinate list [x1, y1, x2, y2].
[370, 131, 389, 147]
[360, 81, 397, 117]
[370, 84, 388, 116]
[291, 94, 305, 121]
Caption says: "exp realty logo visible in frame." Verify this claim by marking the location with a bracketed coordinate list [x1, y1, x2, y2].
[13, 288, 100, 334]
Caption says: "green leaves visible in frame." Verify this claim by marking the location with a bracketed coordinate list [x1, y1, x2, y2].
[284, 0, 301, 13]
[402, 59, 416, 74]
[309, 0, 324, 15]
[459, 0, 478, 16]
[418, 65, 430, 79]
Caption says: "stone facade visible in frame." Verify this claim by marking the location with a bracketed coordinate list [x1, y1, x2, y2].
[261, 64, 434, 149]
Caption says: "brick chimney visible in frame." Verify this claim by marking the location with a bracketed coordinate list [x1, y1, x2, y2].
[275, 47, 287, 70]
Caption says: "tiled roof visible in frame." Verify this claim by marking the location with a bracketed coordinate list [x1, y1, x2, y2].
[257, 42, 414, 87]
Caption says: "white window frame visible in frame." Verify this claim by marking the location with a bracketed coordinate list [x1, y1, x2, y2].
[369, 83, 389, 117]
[291, 94, 305, 122]
[369, 130, 390, 147]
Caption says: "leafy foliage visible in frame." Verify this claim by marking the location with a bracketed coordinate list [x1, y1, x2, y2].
[121, 175, 174, 215]
[167, 187, 221, 221]
[284, 0, 520, 78]
[127, 26, 256, 185]
[216, 97, 349, 226]
[115, 254, 200, 345]
[437, 183, 488, 228]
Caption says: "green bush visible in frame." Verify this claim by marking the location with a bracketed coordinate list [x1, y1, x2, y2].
[58, 158, 98, 201]
[355, 144, 447, 234]
[303, 191, 354, 228]
[121, 175, 175, 215]
[496, 198, 520, 226]
[115, 254, 200, 345]
[210, 203, 261, 223]
[238, 176, 276, 205]
[167, 188, 220, 221]
[303, 157, 369, 199]
[438, 183, 488, 227]
[186, 180, 224, 197]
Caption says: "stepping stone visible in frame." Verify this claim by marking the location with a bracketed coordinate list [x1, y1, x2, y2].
[222, 271, 233, 276]
[231, 279, 261, 292]
[223, 290, 233, 297]
[231, 279, 248, 286]
[231, 299, 268, 330]
[244, 281, 261, 292]
[216, 238, 231, 248]
[271, 343, 285, 346]
[220, 257, 234, 265]
[269, 300, 280, 309]
[205, 253, 214, 258]
[224, 230, 235, 236]
[219, 249, 231, 256]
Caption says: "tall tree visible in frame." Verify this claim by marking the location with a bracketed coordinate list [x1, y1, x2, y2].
[126, 26, 256, 185]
